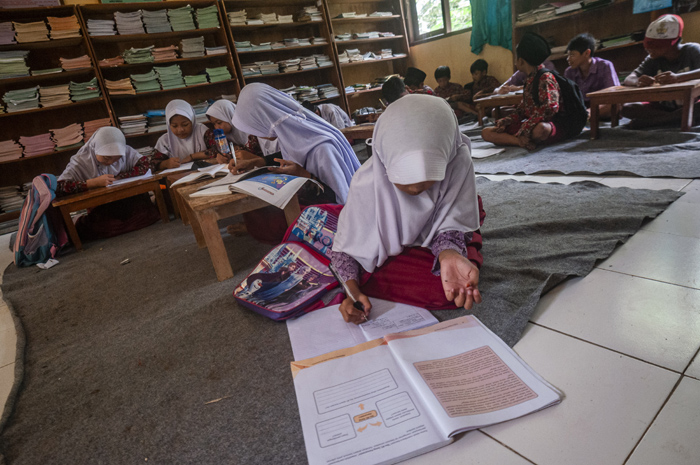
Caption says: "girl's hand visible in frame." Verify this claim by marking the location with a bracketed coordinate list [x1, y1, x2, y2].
[439, 249, 482, 310]
[161, 158, 181, 170]
[86, 174, 115, 188]
[268, 159, 310, 178]
[216, 152, 230, 165]
[338, 280, 372, 325]
[229, 157, 265, 174]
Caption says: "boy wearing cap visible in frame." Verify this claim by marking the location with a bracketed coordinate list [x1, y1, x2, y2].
[404, 67, 435, 95]
[482, 32, 566, 150]
[622, 14, 700, 127]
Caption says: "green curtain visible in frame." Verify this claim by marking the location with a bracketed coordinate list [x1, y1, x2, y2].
[469, 0, 512, 54]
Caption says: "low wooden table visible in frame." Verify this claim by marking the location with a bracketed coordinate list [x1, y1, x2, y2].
[588, 79, 700, 139]
[474, 93, 523, 126]
[341, 124, 375, 140]
[162, 170, 211, 225]
[52, 175, 168, 251]
[179, 181, 301, 281]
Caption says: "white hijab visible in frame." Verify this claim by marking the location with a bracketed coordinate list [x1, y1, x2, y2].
[58, 127, 142, 182]
[332, 94, 481, 272]
[204, 99, 250, 146]
[155, 99, 209, 161]
[318, 103, 354, 130]
[231, 83, 360, 203]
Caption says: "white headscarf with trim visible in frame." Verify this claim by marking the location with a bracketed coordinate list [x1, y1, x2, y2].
[154, 99, 209, 161]
[204, 99, 250, 146]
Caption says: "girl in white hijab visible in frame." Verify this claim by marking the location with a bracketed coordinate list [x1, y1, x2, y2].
[231, 83, 360, 204]
[153, 99, 215, 170]
[330, 94, 485, 323]
[205, 99, 250, 146]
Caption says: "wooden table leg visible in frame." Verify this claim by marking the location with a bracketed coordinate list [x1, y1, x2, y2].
[196, 209, 234, 281]
[611, 103, 620, 128]
[477, 104, 485, 127]
[494, 106, 501, 121]
[153, 186, 169, 223]
[283, 195, 301, 226]
[681, 93, 693, 132]
[173, 188, 190, 225]
[590, 101, 600, 139]
[59, 206, 82, 251]
[183, 198, 206, 248]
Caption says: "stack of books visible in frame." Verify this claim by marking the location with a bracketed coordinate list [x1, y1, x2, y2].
[311, 37, 327, 45]
[3, 87, 39, 112]
[0, 23, 15, 45]
[69, 78, 101, 101]
[0, 186, 25, 212]
[50, 122, 84, 149]
[336, 12, 357, 18]
[145, 110, 167, 133]
[227, 10, 247, 26]
[168, 5, 196, 31]
[19, 133, 54, 157]
[39, 84, 71, 107]
[195, 5, 220, 29]
[99, 56, 125, 67]
[279, 58, 301, 73]
[114, 10, 146, 35]
[298, 38, 312, 47]
[335, 33, 352, 41]
[235, 40, 252, 51]
[135, 146, 155, 157]
[370, 11, 393, 16]
[337, 51, 350, 64]
[87, 19, 116, 36]
[317, 84, 340, 99]
[142, 9, 171, 34]
[105, 77, 136, 96]
[13, 21, 49, 43]
[154, 64, 185, 90]
[83, 118, 112, 141]
[380, 48, 393, 59]
[260, 61, 279, 75]
[152, 45, 178, 61]
[206, 66, 232, 83]
[47, 15, 81, 40]
[31, 67, 62, 76]
[241, 63, 261, 76]
[59, 55, 92, 71]
[556, 2, 583, 15]
[0, 141, 23, 162]
[314, 54, 332, 67]
[517, 4, 557, 24]
[297, 6, 323, 22]
[0, 50, 30, 79]
[192, 101, 209, 123]
[251, 42, 273, 51]
[180, 36, 205, 58]
[205, 46, 227, 56]
[184, 73, 208, 86]
[118, 114, 148, 135]
[355, 31, 380, 39]
[379, 32, 395, 37]
[253, 12, 279, 24]
[130, 70, 160, 93]
[123, 46, 154, 64]
[278, 14, 294, 24]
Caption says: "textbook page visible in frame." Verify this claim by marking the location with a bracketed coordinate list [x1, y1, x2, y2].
[287, 299, 438, 361]
[229, 173, 319, 209]
[292, 340, 451, 465]
[158, 162, 193, 174]
[170, 164, 228, 187]
[385, 316, 563, 439]
[109, 170, 153, 187]
[194, 166, 269, 192]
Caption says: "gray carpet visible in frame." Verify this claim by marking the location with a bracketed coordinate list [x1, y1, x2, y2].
[467, 127, 700, 178]
[0, 179, 683, 464]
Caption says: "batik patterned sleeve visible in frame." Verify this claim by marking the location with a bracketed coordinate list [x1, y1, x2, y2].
[55, 180, 88, 197]
[516, 72, 559, 138]
[116, 156, 151, 180]
[202, 128, 217, 159]
[329, 250, 361, 283]
[150, 150, 169, 171]
[244, 135, 264, 156]
[429, 230, 473, 275]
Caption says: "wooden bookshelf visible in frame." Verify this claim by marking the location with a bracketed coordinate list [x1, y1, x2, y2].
[0, 5, 114, 190]
[324, 0, 410, 116]
[221, 0, 347, 112]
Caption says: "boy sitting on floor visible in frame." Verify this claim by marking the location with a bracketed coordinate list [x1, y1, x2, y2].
[482, 33, 568, 150]
[454, 60, 501, 117]
[434, 65, 468, 117]
[622, 14, 700, 128]
[404, 67, 435, 95]
[565, 33, 619, 119]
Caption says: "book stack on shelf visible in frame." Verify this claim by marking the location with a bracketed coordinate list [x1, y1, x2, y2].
[87, 18, 116, 36]
[0, 50, 29, 79]
[142, 9, 171, 34]
[13, 20, 49, 43]
[0, 141, 22, 162]
[0, 22, 15, 45]
[47, 15, 81, 40]
[50, 122, 84, 150]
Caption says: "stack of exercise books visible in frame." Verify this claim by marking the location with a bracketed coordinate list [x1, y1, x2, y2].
[317, 83, 340, 99]
[142, 9, 171, 33]
[227, 10, 247, 26]
[13, 21, 49, 43]
[184, 73, 208, 86]
[180, 36, 205, 58]
[380, 48, 393, 59]
[516, 3, 558, 24]
[251, 42, 273, 51]
[260, 61, 280, 75]
[83, 118, 112, 141]
[279, 14, 294, 24]
[130, 70, 160, 93]
[284, 38, 300, 47]
[311, 37, 327, 45]
[123, 46, 154, 64]
[152, 45, 178, 61]
[59, 55, 92, 71]
[0, 141, 23, 162]
[241, 63, 261, 76]
[39, 84, 71, 107]
[118, 114, 148, 135]
[31, 68, 62, 76]
[99, 56, 125, 67]
[295, 86, 319, 102]
[0, 186, 25, 213]
[105, 77, 135, 96]
[205, 46, 227, 56]
[0, 23, 15, 45]
[154, 64, 185, 89]
[370, 11, 393, 16]
[0, 50, 30, 79]
[205, 66, 232, 83]
[235, 40, 252, 51]
[298, 38, 312, 47]
[192, 101, 209, 124]
[253, 12, 279, 24]
[69, 78, 101, 101]
[50, 122, 84, 149]
[3, 87, 39, 112]
[168, 5, 196, 31]
[336, 12, 358, 18]
[314, 54, 332, 67]
[87, 18, 116, 36]
[297, 6, 323, 22]
[47, 15, 81, 40]
[145, 109, 167, 132]
[335, 33, 352, 41]
[355, 31, 380, 40]
[19, 133, 54, 157]
[114, 10, 145, 35]
[279, 58, 301, 73]
[135, 146, 154, 157]
[300, 56, 319, 70]
[379, 31, 395, 37]
[195, 5, 220, 29]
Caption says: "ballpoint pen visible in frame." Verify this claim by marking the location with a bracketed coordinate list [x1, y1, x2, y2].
[328, 262, 368, 322]
[229, 141, 237, 166]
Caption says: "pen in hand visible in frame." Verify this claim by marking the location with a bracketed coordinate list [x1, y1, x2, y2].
[328, 263, 368, 322]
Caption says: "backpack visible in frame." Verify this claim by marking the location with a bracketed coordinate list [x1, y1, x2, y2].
[532, 68, 588, 139]
[233, 205, 344, 320]
[13, 174, 68, 267]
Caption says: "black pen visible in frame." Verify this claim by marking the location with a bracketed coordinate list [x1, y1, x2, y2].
[328, 263, 368, 322]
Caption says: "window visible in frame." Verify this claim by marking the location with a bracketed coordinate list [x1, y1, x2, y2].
[409, 0, 472, 42]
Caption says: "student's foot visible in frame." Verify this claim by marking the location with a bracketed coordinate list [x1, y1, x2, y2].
[226, 223, 248, 237]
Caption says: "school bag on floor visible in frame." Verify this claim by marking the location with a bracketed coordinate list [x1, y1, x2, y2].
[14, 174, 68, 267]
[532, 68, 589, 139]
[233, 204, 344, 320]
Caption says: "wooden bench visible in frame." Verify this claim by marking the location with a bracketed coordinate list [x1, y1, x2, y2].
[588, 79, 700, 139]
[178, 181, 301, 282]
[474, 93, 523, 126]
[52, 175, 168, 251]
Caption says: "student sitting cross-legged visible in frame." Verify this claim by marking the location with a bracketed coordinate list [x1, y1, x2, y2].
[565, 33, 619, 119]
[329, 94, 485, 323]
[404, 67, 435, 95]
[621, 14, 700, 128]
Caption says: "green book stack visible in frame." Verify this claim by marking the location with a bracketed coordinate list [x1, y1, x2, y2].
[154, 64, 185, 90]
[123, 46, 154, 64]
[31, 68, 62, 76]
[206, 66, 232, 83]
[184, 74, 208, 86]
[2, 86, 39, 112]
[69, 78, 101, 102]
[195, 5, 220, 29]
[130, 70, 161, 93]
[168, 5, 196, 32]
[0, 50, 30, 79]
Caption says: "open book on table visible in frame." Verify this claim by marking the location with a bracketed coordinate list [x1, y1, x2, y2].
[190, 167, 321, 209]
[291, 315, 563, 465]
[169, 163, 229, 187]
[108, 170, 153, 187]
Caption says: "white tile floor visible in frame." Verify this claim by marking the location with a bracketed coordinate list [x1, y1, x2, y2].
[1, 174, 699, 464]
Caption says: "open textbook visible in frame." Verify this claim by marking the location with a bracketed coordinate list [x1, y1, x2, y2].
[287, 299, 439, 361]
[291, 316, 563, 465]
[191, 167, 321, 209]
[169, 163, 229, 187]
[108, 170, 153, 187]
[158, 161, 194, 175]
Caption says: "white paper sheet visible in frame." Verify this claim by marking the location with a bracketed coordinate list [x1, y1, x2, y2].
[158, 162, 194, 174]
[109, 170, 153, 187]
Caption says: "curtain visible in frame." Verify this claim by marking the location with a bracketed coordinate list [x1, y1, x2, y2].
[469, 0, 512, 54]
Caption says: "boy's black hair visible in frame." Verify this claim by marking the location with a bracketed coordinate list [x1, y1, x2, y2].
[434, 66, 451, 80]
[567, 33, 596, 56]
[470, 59, 488, 74]
[403, 67, 427, 87]
[382, 76, 407, 104]
[516, 32, 551, 66]
[301, 100, 318, 113]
